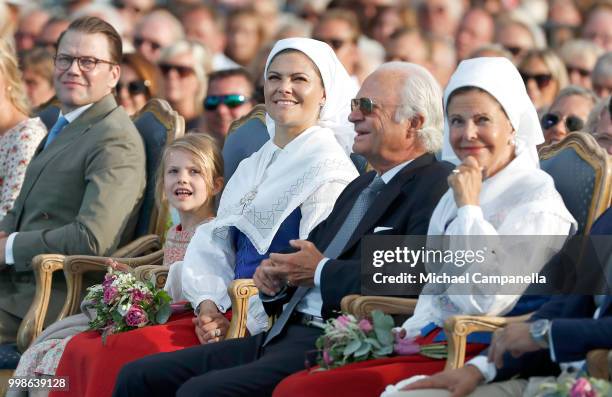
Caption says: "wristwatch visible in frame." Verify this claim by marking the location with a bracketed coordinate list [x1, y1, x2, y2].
[529, 319, 551, 349]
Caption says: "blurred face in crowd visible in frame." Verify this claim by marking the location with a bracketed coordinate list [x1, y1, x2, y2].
[583, 8, 612, 51]
[549, 0, 581, 26]
[184, 8, 224, 54]
[226, 14, 261, 66]
[203, 75, 253, 139]
[313, 19, 358, 75]
[370, 7, 403, 45]
[418, 0, 461, 39]
[264, 51, 325, 137]
[54, 31, 120, 113]
[565, 57, 595, 89]
[496, 23, 535, 64]
[592, 101, 612, 154]
[542, 94, 593, 145]
[428, 38, 456, 88]
[134, 16, 178, 63]
[23, 68, 55, 108]
[520, 56, 558, 109]
[593, 70, 612, 98]
[114, 0, 154, 27]
[448, 89, 515, 178]
[159, 51, 199, 106]
[38, 19, 70, 51]
[116, 64, 149, 116]
[455, 8, 494, 61]
[15, 9, 50, 52]
[349, 69, 420, 172]
[385, 31, 428, 65]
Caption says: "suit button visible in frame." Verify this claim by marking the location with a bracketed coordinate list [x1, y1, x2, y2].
[42, 212, 49, 220]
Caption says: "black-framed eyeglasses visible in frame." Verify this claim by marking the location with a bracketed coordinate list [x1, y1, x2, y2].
[134, 36, 162, 51]
[566, 65, 591, 78]
[541, 113, 584, 132]
[351, 97, 379, 115]
[54, 54, 117, 72]
[204, 94, 250, 111]
[116, 80, 150, 96]
[159, 63, 195, 78]
[520, 72, 553, 89]
[503, 46, 526, 57]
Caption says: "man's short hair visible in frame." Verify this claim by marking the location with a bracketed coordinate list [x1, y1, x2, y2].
[57, 16, 122, 64]
[208, 68, 254, 93]
[315, 9, 361, 42]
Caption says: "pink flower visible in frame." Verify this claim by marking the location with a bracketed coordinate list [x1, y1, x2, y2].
[323, 350, 333, 366]
[102, 273, 117, 288]
[569, 378, 596, 397]
[335, 315, 351, 329]
[130, 289, 151, 305]
[125, 305, 148, 327]
[358, 319, 373, 333]
[103, 286, 118, 304]
[394, 336, 420, 356]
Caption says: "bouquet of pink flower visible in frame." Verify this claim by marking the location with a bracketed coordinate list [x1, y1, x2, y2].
[537, 374, 611, 397]
[314, 310, 446, 370]
[84, 268, 172, 343]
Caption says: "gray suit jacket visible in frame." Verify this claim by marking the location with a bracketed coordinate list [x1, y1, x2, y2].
[0, 94, 146, 272]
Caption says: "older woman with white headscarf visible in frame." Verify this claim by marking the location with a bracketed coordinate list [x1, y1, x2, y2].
[271, 57, 576, 397]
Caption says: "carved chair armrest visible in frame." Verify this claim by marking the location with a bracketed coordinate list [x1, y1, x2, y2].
[443, 313, 531, 370]
[58, 250, 164, 321]
[341, 295, 418, 318]
[112, 235, 161, 258]
[17, 254, 65, 352]
[226, 279, 260, 340]
[586, 349, 611, 380]
[133, 264, 169, 289]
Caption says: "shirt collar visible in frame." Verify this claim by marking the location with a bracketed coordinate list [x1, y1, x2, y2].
[60, 103, 94, 124]
[379, 159, 414, 184]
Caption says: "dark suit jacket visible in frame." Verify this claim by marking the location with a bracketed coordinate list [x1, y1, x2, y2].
[0, 94, 146, 318]
[263, 153, 453, 319]
[495, 295, 612, 381]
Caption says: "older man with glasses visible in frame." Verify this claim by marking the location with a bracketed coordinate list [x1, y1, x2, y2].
[132, 9, 184, 63]
[0, 16, 145, 344]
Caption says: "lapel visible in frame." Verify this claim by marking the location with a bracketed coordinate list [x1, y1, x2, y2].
[599, 295, 612, 317]
[17, 95, 118, 209]
[339, 153, 437, 256]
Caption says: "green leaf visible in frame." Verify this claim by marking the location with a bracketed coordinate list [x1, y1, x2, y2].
[354, 342, 372, 357]
[374, 345, 393, 356]
[155, 303, 171, 324]
[364, 338, 382, 349]
[374, 328, 394, 346]
[371, 310, 394, 331]
[343, 339, 362, 357]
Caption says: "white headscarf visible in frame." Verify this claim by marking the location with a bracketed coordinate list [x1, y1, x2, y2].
[441, 57, 544, 167]
[263, 37, 357, 155]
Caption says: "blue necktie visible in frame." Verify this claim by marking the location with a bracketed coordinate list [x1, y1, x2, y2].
[43, 116, 69, 149]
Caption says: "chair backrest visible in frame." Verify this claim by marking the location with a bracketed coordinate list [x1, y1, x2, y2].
[34, 96, 61, 131]
[131, 99, 185, 241]
[539, 132, 612, 234]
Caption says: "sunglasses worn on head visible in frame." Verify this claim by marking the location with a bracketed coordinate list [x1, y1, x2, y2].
[159, 63, 195, 78]
[351, 97, 379, 115]
[116, 80, 149, 95]
[566, 65, 591, 78]
[541, 113, 584, 132]
[521, 72, 553, 89]
[204, 94, 249, 111]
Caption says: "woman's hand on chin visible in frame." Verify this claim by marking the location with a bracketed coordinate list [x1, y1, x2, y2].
[194, 300, 230, 344]
[448, 156, 483, 208]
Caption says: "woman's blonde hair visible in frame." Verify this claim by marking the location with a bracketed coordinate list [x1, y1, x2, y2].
[0, 39, 31, 116]
[155, 134, 224, 211]
[159, 40, 212, 111]
[520, 49, 569, 94]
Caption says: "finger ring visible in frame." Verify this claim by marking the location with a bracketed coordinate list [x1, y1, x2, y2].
[215, 328, 221, 337]
[452, 169, 460, 174]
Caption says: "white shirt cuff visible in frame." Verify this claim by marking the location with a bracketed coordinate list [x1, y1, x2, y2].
[548, 322, 556, 362]
[5, 232, 17, 265]
[314, 258, 329, 287]
[456, 205, 484, 219]
[466, 356, 496, 383]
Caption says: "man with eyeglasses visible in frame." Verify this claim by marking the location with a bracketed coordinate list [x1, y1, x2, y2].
[113, 62, 452, 397]
[132, 9, 184, 63]
[592, 52, 612, 99]
[541, 86, 598, 145]
[0, 16, 145, 344]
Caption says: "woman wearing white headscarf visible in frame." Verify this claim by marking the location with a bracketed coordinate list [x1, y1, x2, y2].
[272, 57, 576, 397]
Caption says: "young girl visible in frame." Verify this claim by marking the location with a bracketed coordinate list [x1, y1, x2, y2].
[12, 134, 224, 394]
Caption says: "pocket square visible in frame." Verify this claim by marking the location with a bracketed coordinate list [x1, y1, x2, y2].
[374, 226, 393, 233]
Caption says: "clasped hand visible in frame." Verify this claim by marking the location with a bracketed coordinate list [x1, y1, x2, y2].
[194, 300, 230, 344]
[448, 156, 483, 208]
[253, 239, 323, 296]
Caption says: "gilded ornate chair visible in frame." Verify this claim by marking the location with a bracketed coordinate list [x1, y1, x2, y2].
[0, 100, 184, 389]
[332, 132, 612, 371]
